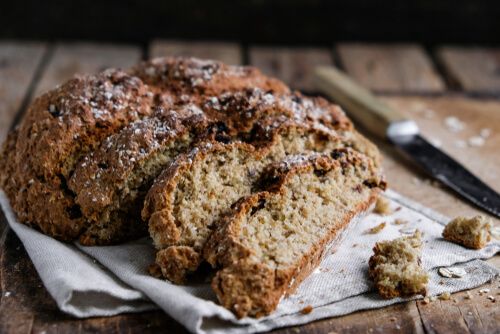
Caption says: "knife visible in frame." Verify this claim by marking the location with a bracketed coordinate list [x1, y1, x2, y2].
[313, 66, 500, 219]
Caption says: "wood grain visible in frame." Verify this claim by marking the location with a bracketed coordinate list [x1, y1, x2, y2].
[249, 47, 333, 92]
[33, 43, 142, 97]
[337, 44, 446, 93]
[149, 40, 243, 65]
[417, 256, 500, 334]
[438, 47, 500, 93]
[0, 42, 48, 139]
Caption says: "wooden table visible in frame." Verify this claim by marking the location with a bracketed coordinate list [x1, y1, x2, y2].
[1, 40, 499, 333]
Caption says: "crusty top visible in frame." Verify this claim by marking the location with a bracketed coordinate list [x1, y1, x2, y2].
[130, 57, 290, 100]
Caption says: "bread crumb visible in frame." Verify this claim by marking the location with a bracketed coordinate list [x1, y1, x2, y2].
[331, 249, 338, 254]
[444, 116, 466, 132]
[393, 218, 408, 225]
[390, 316, 397, 322]
[353, 244, 358, 247]
[430, 296, 437, 302]
[365, 222, 386, 234]
[422, 297, 430, 304]
[373, 196, 393, 216]
[440, 281, 445, 285]
[487, 296, 496, 302]
[292, 328, 300, 333]
[466, 291, 473, 299]
[439, 292, 451, 300]
[369, 231, 429, 298]
[301, 306, 313, 315]
[480, 128, 491, 138]
[468, 136, 485, 147]
[443, 215, 492, 249]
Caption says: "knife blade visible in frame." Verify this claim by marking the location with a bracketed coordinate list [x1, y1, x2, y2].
[313, 66, 500, 219]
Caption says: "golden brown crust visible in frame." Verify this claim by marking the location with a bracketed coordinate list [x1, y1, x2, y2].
[204, 150, 384, 318]
[2, 70, 154, 240]
[129, 57, 290, 100]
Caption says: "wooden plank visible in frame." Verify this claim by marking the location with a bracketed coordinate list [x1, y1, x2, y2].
[270, 302, 425, 333]
[149, 40, 243, 65]
[417, 257, 500, 334]
[0, 42, 48, 139]
[249, 47, 333, 92]
[437, 47, 500, 93]
[337, 44, 446, 93]
[33, 43, 142, 97]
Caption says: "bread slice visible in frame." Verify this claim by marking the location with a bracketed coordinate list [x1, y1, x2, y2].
[203, 150, 385, 318]
[142, 110, 384, 283]
[68, 106, 212, 245]
[369, 231, 430, 299]
[442, 215, 492, 249]
[142, 122, 350, 283]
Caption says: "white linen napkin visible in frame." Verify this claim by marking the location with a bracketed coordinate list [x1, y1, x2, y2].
[1, 189, 499, 334]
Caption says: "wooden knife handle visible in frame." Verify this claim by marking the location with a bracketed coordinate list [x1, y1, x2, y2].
[313, 66, 409, 139]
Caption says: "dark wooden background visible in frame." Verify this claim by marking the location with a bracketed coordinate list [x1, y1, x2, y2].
[1, 0, 500, 46]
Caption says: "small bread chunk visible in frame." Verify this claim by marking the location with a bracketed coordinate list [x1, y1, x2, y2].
[369, 231, 430, 298]
[373, 196, 393, 216]
[442, 215, 492, 249]
[204, 152, 385, 318]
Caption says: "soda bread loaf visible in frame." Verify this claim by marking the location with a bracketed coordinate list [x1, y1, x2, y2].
[203, 150, 385, 318]
[0, 56, 387, 318]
